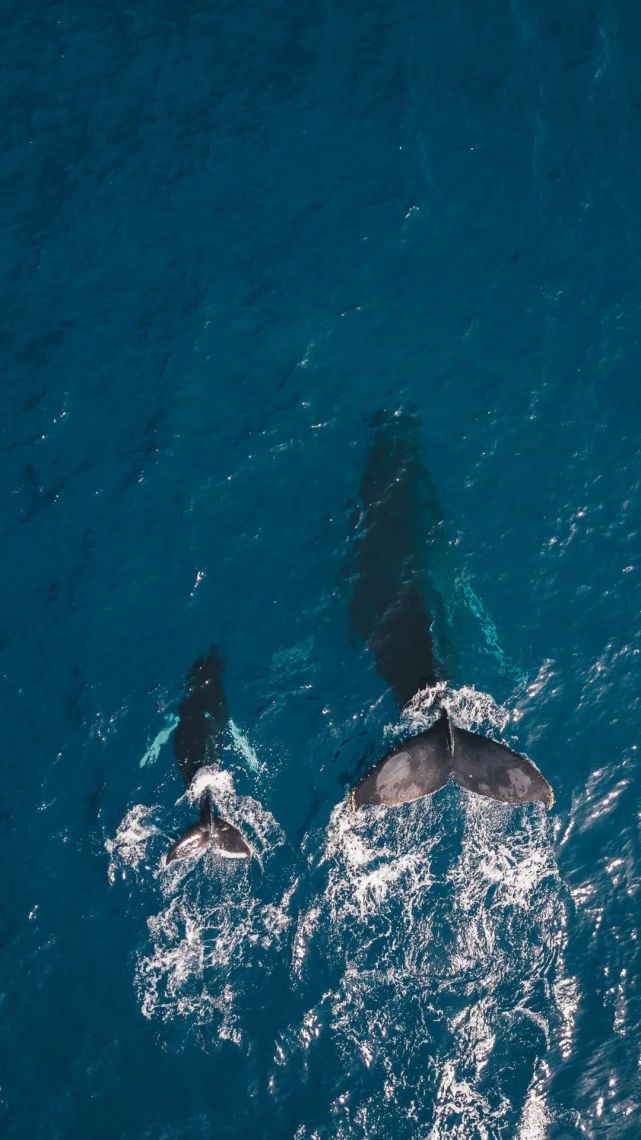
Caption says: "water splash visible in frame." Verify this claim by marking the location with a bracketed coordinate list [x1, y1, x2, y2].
[136, 872, 297, 1032]
[105, 804, 164, 883]
[288, 687, 575, 1136]
[181, 766, 282, 856]
[515, 1072, 552, 1140]
[402, 680, 513, 738]
[106, 769, 289, 1034]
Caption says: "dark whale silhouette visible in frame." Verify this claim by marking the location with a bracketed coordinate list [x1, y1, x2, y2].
[166, 649, 252, 863]
[348, 409, 553, 811]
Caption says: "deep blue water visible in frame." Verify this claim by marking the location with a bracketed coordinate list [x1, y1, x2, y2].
[3, 2, 641, 1136]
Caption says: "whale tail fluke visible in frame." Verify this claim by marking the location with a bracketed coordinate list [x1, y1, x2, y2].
[350, 708, 553, 811]
[166, 798, 252, 864]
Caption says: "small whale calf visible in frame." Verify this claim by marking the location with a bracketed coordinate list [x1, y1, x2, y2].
[166, 650, 251, 863]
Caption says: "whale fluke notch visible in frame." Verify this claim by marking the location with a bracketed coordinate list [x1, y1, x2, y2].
[350, 709, 553, 811]
[166, 798, 251, 864]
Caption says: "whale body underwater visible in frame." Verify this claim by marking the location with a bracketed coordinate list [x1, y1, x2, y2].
[162, 408, 552, 864]
[347, 409, 553, 813]
[165, 650, 252, 863]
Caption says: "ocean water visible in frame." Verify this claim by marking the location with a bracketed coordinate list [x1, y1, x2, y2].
[3, 2, 641, 1137]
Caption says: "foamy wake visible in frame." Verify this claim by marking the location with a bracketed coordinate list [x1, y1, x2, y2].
[136, 870, 297, 1034]
[289, 684, 575, 1138]
[107, 679, 576, 1126]
[106, 768, 293, 1036]
[105, 803, 164, 883]
[401, 680, 512, 739]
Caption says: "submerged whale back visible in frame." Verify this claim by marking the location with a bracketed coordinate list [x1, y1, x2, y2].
[349, 410, 444, 705]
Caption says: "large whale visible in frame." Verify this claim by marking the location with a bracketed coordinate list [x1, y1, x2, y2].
[166, 649, 252, 862]
[347, 409, 553, 811]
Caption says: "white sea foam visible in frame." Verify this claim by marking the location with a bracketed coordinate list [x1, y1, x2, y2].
[402, 680, 512, 738]
[288, 685, 575, 1137]
[516, 1069, 552, 1140]
[110, 680, 577, 1119]
[105, 804, 165, 883]
[106, 768, 290, 1036]
[136, 872, 296, 1032]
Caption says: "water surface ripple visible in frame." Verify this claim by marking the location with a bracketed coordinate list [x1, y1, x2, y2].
[3, 2, 641, 1137]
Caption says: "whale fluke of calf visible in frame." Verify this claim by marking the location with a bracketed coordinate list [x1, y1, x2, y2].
[351, 708, 553, 811]
[166, 649, 251, 864]
[167, 799, 252, 863]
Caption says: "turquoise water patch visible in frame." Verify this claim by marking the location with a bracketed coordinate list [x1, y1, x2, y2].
[139, 716, 179, 768]
[139, 715, 263, 776]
